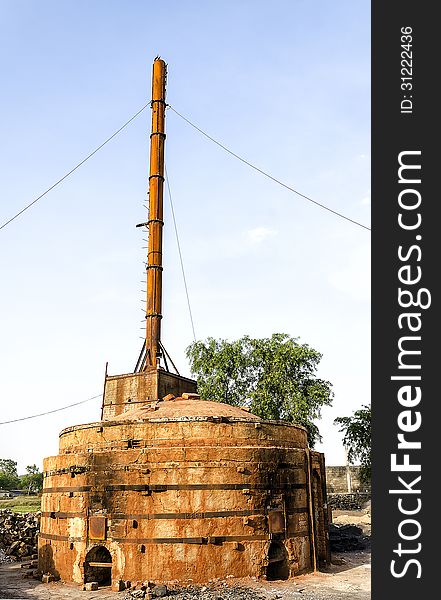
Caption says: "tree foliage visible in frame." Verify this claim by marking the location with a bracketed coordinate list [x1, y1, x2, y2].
[20, 465, 44, 494]
[0, 460, 43, 493]
[0, 459, 20, 490]
[186, 333, 333, 447]
[334, 405, 371, 483]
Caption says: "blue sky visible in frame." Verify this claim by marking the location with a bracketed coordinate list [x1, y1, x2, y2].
[0, 1, 370, 473]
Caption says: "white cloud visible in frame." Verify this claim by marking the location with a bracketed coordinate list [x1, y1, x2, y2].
[361, 194, 371, 205]
[245, 227, 278, 244]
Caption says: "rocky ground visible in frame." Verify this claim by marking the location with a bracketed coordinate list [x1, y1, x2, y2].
[0, 551, 371, 600]
[332, 506, 371, 536]
[0, 506, 371, 600]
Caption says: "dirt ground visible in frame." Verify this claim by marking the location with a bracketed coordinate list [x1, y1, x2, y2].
[332, 505, 371, 536]
[0, 508, 371, 600]
[0, 551, 371, 600]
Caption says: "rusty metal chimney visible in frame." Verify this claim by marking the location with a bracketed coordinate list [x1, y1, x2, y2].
[102, 57, 197, 416]
[145, 57, 167, 368]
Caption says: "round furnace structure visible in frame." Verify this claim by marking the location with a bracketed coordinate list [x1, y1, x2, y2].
[39, 396, 330, 586]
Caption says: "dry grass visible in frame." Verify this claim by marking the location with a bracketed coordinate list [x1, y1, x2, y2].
[0, 495, 41, 513]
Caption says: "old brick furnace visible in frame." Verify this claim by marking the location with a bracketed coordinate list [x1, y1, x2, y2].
[39, 58, 330, 587]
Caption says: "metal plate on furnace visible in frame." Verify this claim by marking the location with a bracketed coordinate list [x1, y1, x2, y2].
[268, 510, 285, 534]
[89, 516, 107, 540]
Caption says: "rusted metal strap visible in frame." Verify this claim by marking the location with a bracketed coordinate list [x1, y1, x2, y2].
[41, 512, 84, 519]
[113, 509, 259, 520]
[39, 531, 309, 545]
[112, 534, 269, 545]
[42, 482, 307, 494]
[41, 508, 307, 521]
[105, 484, 150, 492]
[44, 467, 89, 477]
[137, 219, 164, 228]
[40, 509, 260, 521]
[145, 266, 164, 272]
[103, 400, 151, 406]
[39, 533, 82, 542]
[150, 99, 167, 106]
[149, 132, 166, 139]
[105, 483, 307, 492]
[42, 485, 92, 494]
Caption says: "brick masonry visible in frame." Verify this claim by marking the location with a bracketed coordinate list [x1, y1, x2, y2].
[39, 396, 330, 585]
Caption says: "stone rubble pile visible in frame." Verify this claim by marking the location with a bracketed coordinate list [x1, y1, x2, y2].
[328, 493, 370, 510]
[329, 523, 370, 552]
[0, 509, 40, 562]
[0, 548, 14, 564]
[124, 584, 267, 600]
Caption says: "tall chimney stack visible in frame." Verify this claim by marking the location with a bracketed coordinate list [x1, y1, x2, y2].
[145, 58, 167, 368]
[101, 57, 197, 418]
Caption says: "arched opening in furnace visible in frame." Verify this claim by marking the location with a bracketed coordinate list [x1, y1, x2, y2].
[266, 541, 289, 580]
[84, 546, 112, 586]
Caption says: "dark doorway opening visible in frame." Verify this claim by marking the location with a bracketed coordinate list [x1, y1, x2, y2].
[266, 541, 289, 580]
[84, 545, 112, 586]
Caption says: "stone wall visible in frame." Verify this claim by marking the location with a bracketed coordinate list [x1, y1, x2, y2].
[325, 466, 370, 494]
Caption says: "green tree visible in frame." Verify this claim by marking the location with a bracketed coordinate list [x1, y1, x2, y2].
[0, 459, 20, 490]
[186, 333, 333, 446]
[20, 465, 44, 495]
[334, 405, 371, 483]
